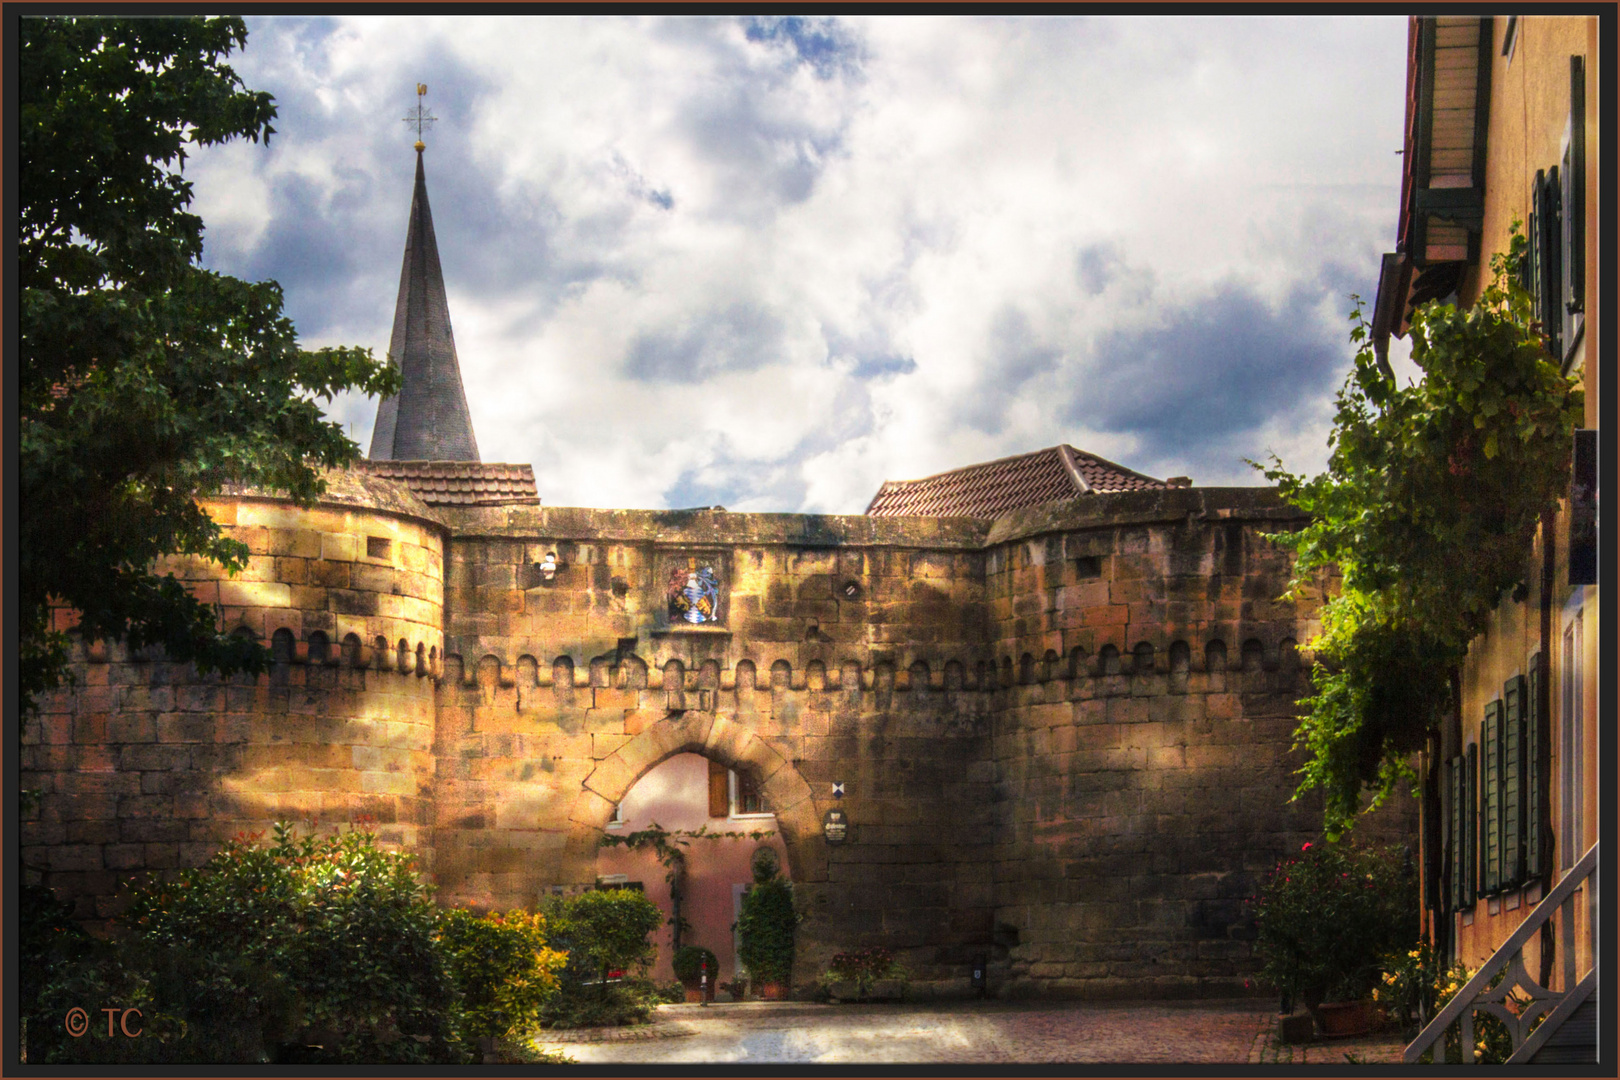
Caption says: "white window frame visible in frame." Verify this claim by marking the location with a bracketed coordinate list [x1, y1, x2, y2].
[729, 769, 773, 820]
[1559, 607, 1584, 871]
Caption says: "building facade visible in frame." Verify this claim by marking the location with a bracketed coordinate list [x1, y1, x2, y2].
[1370, 14, 1600, 1061]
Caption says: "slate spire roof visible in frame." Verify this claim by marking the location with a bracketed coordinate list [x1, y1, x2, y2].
[865, 444, 1174, 518]
[369, 148, 481, 462]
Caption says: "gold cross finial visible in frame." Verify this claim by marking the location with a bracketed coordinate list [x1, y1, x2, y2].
[404, 83, 437, 151]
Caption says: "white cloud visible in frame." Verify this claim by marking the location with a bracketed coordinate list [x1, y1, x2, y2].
[193, 14, 1410, 513]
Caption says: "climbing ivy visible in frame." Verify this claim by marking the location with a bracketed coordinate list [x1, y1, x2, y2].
[597, 822, 774, 944]
[1257, 227, 1583, 837]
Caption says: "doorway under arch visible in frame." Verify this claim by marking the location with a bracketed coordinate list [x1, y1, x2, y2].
[564, 711, 822, 989]
[595, 752, 790, 988]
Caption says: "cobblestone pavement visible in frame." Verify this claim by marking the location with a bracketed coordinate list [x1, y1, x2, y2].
[537, 999, 1309, 1064]
[1248, 1025, 1410, 1065]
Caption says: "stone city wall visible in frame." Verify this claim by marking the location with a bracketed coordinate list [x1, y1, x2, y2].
[21, 481, 1417, 996]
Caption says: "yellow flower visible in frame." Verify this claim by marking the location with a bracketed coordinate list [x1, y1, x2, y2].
[1409, 950, 1421, 959]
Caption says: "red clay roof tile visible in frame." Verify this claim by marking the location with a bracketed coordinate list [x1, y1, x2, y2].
[356, 460, 539, 507]
[864, 445, 1168, 518]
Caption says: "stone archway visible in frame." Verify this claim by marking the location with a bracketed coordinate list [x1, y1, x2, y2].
[560, 711, 823, 888]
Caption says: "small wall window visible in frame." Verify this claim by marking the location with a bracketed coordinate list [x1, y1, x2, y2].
[732, 769, 767, 817]
[367, 536, 392, 560]
[1075, 555, 1102, 579]
[607, 802, 625, 829]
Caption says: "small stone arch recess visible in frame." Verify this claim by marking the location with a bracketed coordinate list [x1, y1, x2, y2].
[562, 711, 820, 887]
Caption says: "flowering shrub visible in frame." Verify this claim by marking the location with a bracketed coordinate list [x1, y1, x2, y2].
[1374, 940, 1439, 1030]
[438, 907, 565, 1047]
[1399, 956, 1536, 1063]
[26, 823, 476, 1063]
[1249, 841, 1416, 1006]
[125, 822, 464, 1063]
[825, 946, 907, 998]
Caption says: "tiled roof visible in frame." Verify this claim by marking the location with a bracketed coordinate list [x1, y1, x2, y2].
[864, 445, 1170, 518]
[356, 460, 539, 506]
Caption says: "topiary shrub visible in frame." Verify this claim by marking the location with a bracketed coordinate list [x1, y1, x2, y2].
[439, 908, 566, 1049]
[737, 874, 797, 986]
[540, 889, 664, 1028]
[672, 945, 718, 985]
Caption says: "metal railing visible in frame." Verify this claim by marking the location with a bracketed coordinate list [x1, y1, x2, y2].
[1404, 840, 1598, 1063]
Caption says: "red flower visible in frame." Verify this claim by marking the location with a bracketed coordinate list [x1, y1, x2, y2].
[1301, 842, 1313, 851]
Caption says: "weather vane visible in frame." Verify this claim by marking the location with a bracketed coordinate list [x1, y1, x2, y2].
[404, 83, 437, 151]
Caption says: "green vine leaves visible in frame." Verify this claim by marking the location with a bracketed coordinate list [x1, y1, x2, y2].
[1255, 225, 1583, 838]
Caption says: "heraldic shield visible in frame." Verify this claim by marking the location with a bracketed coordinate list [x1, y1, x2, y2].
[667, 559, 722, 625]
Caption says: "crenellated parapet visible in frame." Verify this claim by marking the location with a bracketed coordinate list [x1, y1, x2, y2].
[22, 475, 1414, 995]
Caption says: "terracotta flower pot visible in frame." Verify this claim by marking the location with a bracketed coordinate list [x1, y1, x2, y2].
[1313, 999, 1374, 1039]
[682, 980, 715, 1003]
[756, 980, 787, 1000]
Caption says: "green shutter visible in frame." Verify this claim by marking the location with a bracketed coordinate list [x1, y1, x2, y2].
[1482, 705, 1501, 893]
[1536, 168, 1564, 359]
[1503, 677, 1526, 887]
[1527, 660, 1543, 878]
[1465, 743, 1478, 906]
[1458, 757, 1470, 919]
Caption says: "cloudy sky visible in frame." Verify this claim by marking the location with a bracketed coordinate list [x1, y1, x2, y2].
[189, 14, 1417, 513]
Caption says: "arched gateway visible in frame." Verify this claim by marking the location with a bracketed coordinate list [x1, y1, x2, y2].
[561, 710, 821, 888]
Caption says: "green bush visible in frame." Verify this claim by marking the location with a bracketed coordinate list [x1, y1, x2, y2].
[439, 907, 565, 1047]
[672, 945, 717, 984]
[737, 875, 797, 984]
[541, 889, 664, 1028]
[122, 823, 466, 1063]
[824, 946, 907, 998]
[1249, 841, 1417, 1006]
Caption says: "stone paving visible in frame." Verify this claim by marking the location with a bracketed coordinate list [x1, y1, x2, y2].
[534, 998, 1412, 1064]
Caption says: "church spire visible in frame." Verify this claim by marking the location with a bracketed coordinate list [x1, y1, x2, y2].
[369, 85, 480, 462]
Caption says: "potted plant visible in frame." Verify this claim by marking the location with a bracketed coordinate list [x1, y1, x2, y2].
[824, 946, 908, 1002]
[673, 945, 717, 1003]
[1249, 841, 1416, 1038]
[736, 852, 798, 1000]
[718, 977, 748, 1002]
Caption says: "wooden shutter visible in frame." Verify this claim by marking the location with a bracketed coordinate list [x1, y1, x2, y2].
[1482, 703, 1502, 893]
[1503, 676, 1526, 887]
[1449, 756, 1465, 911]
[1563, 56, 1585, 320]
[1534, 168, 1564, 359]
[1464, 743, 1478, 906]
[1527, 660, 1544, 878]
[708, 758, 730, 818]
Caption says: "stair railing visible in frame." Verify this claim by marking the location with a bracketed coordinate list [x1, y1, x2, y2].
[1403, 840, 1597, 1063]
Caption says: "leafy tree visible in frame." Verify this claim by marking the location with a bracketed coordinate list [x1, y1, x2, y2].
[18, 15, 398, 715]
[1257, 232, 1583, 835]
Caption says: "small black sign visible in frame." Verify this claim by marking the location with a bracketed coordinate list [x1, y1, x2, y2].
[823, 808, 848, 846]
